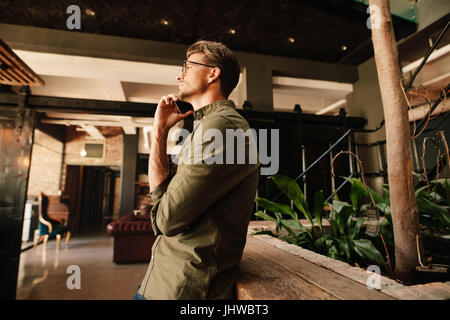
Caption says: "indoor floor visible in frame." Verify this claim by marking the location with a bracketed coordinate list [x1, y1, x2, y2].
[16, 234, 148, 300]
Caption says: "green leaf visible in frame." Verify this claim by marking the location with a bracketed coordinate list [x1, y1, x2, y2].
[375, 202, 391, 216]
[432, 181, 450, 207]
[256, 197, 300, 226]
[332, 200, 351, 214]
[382, 188, 390, 205]
[380, 218, 394, 247]
[334, 203, 354, 236]
[365, 186, 384, 204]
[335, 237, 351, 261]
[328, 215, 339, 237]
[429, 191, 445, 205]
[350, 218, 365, 240]
[279, 220, 301, 239]
[313, 190, 324, 232]
[333, 192, 340, 201]
[313, 236, 333, 254]
[270, 175, 314, 226]
[274, 212, 282, 233]
[415, 185, 430, 198]
[254, 200, 312, 240]
[360, 204, 369, 213]
[282, 219, 306, 232]
[254, 210, 276, 222]
[349, 178, 365, 214]
[353, 239, 386, 267]
[328, 245, 339, 257]
[416, 197, 450, 228]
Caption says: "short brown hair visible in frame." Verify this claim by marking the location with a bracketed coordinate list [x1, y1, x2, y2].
[187, 40, 240, 98]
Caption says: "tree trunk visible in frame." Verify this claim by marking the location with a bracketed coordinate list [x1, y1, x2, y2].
[369, 0, 422, 283]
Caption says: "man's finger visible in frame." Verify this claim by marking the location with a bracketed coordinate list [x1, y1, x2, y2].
[167, 96, 178, 107]
[178, 110, 194, 120]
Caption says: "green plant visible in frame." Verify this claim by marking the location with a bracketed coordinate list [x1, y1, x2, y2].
[415, 179, 450, 232]
[366, 177, 450, 266]
[254, 175, 386, 269]
[254, 175, 319, 248]
[326, 178, 386, 268]
[371, 179, 450, 239]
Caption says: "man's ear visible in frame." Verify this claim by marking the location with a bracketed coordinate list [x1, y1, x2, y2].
[208, 67, 221, 84]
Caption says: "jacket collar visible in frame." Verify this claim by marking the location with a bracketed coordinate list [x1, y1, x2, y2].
[193, 100, 235, 120]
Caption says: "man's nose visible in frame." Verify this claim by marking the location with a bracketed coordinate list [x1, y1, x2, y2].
[176, 72, 184, 81]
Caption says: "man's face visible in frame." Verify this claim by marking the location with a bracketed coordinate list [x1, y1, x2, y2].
[176, 52, 212, 101]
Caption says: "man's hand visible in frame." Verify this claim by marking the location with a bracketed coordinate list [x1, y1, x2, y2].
[149, 94, 193, 192]
[154, 94, 194, 132]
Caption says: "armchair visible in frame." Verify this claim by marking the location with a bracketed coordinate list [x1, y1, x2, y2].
[33, 192, 71, 249]
[106, 205, 156, 263]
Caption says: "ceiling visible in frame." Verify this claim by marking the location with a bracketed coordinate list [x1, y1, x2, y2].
[0, 0, 417, 65]
[4, 0, 448, 137]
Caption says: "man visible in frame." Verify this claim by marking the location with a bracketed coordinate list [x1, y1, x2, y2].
[136, 40, 259, 299]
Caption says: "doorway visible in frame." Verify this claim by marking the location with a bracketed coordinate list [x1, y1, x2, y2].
[63, 165, 117, 235]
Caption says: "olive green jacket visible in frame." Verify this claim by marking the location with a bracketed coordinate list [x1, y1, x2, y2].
[138, 100, 259, 300]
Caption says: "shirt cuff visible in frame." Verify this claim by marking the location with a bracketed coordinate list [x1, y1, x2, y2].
[150, 176, 171, 236]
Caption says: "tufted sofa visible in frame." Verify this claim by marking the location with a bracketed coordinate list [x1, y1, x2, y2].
[106, 206, 157, 263]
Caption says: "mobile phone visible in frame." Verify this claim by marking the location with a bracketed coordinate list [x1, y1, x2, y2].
[175, 100, 193, 114]
[175, 100, 194, 134]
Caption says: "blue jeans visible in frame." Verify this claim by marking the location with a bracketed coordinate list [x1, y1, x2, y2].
[132, 285, 147, 300]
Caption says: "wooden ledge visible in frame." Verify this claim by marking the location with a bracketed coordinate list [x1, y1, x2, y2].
[237, 221, 450, 300]
[236, 233, 394, 300]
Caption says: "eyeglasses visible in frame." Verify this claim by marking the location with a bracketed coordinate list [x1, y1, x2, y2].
[181, 60, 217, 75]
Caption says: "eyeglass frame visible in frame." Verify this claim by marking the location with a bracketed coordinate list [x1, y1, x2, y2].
[181, 60, 218, 75]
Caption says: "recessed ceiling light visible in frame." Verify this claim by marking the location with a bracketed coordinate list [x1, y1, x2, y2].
[288, 37, 295, 44]
[85, 8, 96, 16]
[161, 19, 169, 26]
[229, 28, 236, 35]
[341, 45, 348, 51]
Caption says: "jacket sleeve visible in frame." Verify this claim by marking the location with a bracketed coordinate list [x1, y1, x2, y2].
[149, 116, 259, 237]
[151, 164, 258, 236]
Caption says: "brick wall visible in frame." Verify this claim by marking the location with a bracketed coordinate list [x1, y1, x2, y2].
[61, 126, 123, 190]
[27, 125, 124, 197]
[27, 129, 64, 197]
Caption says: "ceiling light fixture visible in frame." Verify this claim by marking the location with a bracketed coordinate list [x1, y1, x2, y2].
[85, 8, 96, 16]
[341, 45, 348, 51]
[288, 37, 295, 44]
[229, 29, 236, 35]
[161, 19, 169, 26]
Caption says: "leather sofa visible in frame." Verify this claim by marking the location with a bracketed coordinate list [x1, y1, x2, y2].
[106, 206, 157, 263]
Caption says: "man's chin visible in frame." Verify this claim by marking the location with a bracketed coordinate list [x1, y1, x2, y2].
[177, 91, 190, 102]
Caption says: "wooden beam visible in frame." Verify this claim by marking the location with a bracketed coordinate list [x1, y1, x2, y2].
[0, 38, 44, 86]
[77, 125, 105, 140]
